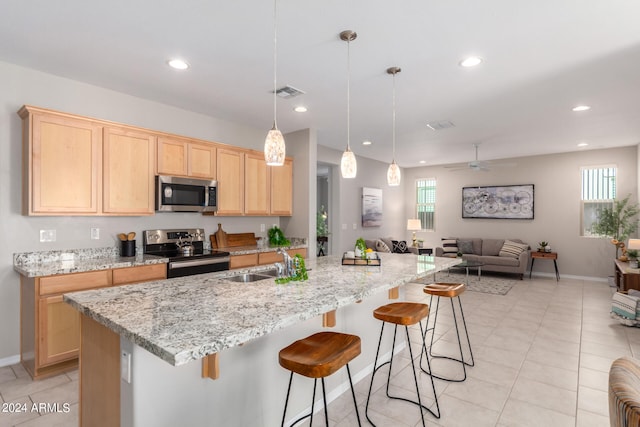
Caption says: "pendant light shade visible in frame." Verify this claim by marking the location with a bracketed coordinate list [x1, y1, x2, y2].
[387, 66, 401, 186]
[264, 0, 285, 166]
[264, 125, 285, 166]
[387, 160, 401, 186]
[340, 30, 357, 179]
[341, 147, 357, 178]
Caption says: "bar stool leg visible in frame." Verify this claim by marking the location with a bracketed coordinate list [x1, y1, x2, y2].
[420, 294, 474, 382]
[365, 321, 440, 427]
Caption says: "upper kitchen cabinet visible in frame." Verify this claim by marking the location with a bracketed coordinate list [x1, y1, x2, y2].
[19, 106, 102, 215]
[103, 127, 155, 215]
[270, 157, 293, 216]
[216, 147, 245, 215]
[244, 151, 270, 215]
[157, 137, 216, 179]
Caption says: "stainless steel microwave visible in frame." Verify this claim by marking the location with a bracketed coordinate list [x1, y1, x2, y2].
[155, 175, 218, 212]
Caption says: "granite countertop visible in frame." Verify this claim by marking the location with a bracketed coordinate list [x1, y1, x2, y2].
[225, 242, 308, 256]
[64, 254, 460, 367]
[13, 247, 168, 277]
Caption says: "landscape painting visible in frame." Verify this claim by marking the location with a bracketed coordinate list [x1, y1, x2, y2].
[362, 187, 383, 227]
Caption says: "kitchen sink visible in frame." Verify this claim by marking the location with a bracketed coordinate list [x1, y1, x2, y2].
[227, 273, 273, 283]
[256, 269, 278, 277]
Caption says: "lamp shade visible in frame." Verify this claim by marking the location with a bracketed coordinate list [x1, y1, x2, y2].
[341, 148, 357, 178]
[629, 239, 640, 250]
[407, 219, 421, 231]
[387, 160, 401, 186]
[264, 126, 285, 166]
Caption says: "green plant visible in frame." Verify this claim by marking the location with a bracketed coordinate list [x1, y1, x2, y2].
[592, 195, 640, 257]
[267, 226, 290, 247]
[627, 249, 639, 259]
[355, 237, 367, 259]
[316, 206, 330, 237]
[538, 241, 548, 248]
[274, 255, 308, 284]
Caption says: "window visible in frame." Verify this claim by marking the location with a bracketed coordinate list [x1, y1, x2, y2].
[581, 165, 616, 236]
[416, 178, 436, 231]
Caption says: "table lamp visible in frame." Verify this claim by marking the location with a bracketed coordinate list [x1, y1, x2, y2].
[407, 219, 422, 247]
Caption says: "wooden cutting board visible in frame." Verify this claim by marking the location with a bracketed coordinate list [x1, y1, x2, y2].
[214, 223, 227, 248]
[226, 233, 257, 247]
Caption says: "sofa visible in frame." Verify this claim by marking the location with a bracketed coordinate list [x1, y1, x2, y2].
[435, 238, 530, 279]
[365, 237, 419, 254]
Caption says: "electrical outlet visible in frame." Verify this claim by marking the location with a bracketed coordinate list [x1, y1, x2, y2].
[91, 228, 100, 240]
[260, 224, 265, 232]
[121, 350, 132, 383]
[342, 224, 347, 230]
[352, 223, 357, 230]
[39, 229, 56, 242]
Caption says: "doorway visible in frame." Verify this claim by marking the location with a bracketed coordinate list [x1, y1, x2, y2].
[317, 163, 331, 256]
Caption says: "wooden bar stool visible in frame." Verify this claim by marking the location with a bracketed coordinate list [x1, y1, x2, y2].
[365, 302, 440, 427]
[421, 283, 474, 382]
[279, 331, 362, 427]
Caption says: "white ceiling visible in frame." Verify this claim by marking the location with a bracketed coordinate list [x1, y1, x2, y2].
[2, 1, 640, 167]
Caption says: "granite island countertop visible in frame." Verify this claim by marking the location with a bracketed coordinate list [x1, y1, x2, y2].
[64, 253, 460, 367]
[13, 247, 168, 277]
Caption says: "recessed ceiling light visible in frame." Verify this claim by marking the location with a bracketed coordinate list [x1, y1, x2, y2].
[293, 106, 307, 113]
[572, 105, 591, 112]
[362, 140, 372, 146]
[459, 56, 483, 67]
[419, 160, 426, 164]
[167, 59, 189, 70]
[577, 142, 589, 147]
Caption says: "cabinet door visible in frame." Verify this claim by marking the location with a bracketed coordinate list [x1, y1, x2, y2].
[157, 137, 188, 176]
[29, 113, 101, 214]
[188, 143, 216, 179]
[38, 295, 80, 366]
[103, 127, 156, 215]
[216, 148, 244, 215]
[244, 152, 270, 215]
[270, 158, 293, 216]
[112, 264, 166, 285]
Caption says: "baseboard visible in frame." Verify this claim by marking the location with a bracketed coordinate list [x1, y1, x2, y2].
[0, 354, 20, 368]
[529, 271, 608, 282]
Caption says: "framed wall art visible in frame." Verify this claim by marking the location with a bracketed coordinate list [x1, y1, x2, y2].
[462, 184, 534, 219]
[362, 187, 382, 227]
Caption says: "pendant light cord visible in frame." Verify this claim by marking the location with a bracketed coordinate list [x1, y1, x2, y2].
[346, 38, 351, 151]
[272, 0, 278, 129]
[392, 71, 396, 161]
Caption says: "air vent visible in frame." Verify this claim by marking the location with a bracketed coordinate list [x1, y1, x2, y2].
[426, 120, 455, 131]
[275, 85, 306, 99]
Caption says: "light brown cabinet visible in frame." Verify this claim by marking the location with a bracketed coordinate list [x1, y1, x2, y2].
[21, 265, 166, 379]
[216, 147, 245, 215]
[258, 248, 307, 265]
[270, 158, 293, 216]
[19, 107, 102, 215]
[103, 127, 156, 215]
[244, 152, 270, 215]
[157, 137, 216, 179]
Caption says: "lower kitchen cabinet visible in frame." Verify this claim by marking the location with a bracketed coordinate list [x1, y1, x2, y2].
[230, 254, 259, 269]
[229, 248, 308, 270]
[21, 264, 166, 379]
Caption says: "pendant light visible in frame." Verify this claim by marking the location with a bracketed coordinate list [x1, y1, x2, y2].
[264, 0, 285, 166]
[340, 30, 357, 179]
[387, 66, 401, 186]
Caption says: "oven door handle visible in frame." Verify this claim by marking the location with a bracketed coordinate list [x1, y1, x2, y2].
[168, 257, 230, 269]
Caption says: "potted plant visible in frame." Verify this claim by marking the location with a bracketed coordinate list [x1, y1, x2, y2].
[538, 241, 549, 252]
[592, 195, 640, 259]
[628, 249, 639, 268]
[355, 238, 367, 259]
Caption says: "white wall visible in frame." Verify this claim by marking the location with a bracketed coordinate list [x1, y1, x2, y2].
[403, 146, 639, 279]
[0, 61, 288, 361]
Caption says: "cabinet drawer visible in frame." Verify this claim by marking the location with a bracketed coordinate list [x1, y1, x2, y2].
[39, 270, 112, 295]
[257, 249, 307, 265]
[112, 264, 167, 285]
[230, 254, 258, 269]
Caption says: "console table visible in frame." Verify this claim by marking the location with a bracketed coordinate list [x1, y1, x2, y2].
[614, 259, 640, 291]
[530, 251, 560, 281]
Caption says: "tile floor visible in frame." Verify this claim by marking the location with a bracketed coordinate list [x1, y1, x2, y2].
[0, 275, 634, 426]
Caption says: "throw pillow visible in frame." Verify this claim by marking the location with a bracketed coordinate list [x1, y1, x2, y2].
[612, 292, 639, 320]
[499, 240, 528, 258]
[441, 239, 458, 254]
[375, 239, 391, 253]
[457, 240, 474, 254]
[391, 240, 411, 254]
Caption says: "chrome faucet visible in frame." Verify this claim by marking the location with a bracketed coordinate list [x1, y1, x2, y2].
[277, 247, 294, 277]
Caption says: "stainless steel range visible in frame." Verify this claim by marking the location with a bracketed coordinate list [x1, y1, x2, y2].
[142, 228, 230, 278]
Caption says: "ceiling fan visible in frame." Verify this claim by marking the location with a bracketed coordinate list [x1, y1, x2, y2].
[446, 143, 515, 172]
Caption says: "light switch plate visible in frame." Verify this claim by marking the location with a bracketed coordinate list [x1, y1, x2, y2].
[91, 228, 100, 240]
[39, 229, 56, 242]
[121, 350, 131, 383]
